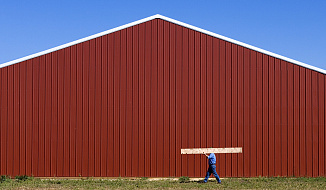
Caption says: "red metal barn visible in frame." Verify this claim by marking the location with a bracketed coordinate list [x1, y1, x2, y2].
[0, 15, 325, 178]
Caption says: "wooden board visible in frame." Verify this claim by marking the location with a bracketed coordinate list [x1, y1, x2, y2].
[181, 148, 242, 154]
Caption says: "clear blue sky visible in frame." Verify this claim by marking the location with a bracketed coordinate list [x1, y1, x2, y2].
[1, 1, 325, 70]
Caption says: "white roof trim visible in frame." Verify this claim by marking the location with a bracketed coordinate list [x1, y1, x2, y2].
[1, 14, 325, 74]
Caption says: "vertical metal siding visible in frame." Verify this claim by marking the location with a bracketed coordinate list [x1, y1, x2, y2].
[256, 52, 263, 176]
[144, 22, 151, 176]
[243, 47, 250, 177]
[193, 30, 201, 176]
[287, 62, 294, 176]
[0, 19, 325, 177]
[231, 43, 238, 177]
[237, 45, 244, 177]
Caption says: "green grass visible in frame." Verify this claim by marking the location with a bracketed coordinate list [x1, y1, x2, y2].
[0, 176, 326, 189]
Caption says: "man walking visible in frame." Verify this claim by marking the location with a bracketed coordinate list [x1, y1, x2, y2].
[202, 153, 221, 183]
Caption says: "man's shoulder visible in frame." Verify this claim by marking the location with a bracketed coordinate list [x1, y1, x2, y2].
[208, 153, 215, 158]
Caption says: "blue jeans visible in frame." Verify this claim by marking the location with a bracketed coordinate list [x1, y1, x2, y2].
[204, 165, 221, 183]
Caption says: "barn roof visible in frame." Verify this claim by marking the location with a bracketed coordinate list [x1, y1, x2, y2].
[1, 14, 325, 74]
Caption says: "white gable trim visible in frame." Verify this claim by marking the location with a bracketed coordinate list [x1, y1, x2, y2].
[1, 14, 325, 75]
[0, 14, 159, 68]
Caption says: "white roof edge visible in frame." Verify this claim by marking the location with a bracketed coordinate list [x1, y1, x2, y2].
[156, 15, 326, 74]
[1, 14, 325, 75]
[0, 14, 160, 69]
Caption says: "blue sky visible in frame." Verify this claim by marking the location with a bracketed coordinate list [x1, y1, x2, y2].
[1, 1, 325, 70]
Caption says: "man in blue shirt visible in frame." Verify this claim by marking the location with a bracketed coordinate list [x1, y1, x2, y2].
[203, 153, 221, 183]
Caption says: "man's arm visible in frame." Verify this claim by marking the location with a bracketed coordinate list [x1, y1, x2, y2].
[203, 153, 209, 158]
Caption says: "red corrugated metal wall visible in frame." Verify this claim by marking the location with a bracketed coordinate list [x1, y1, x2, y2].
[0, 19, 325, 177]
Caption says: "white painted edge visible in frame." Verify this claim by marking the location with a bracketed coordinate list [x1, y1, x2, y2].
[181, 147, 242, 154]
[0, 14, 160, 68]
[1, 14, 325, 75]
[157, 15, 326, 74]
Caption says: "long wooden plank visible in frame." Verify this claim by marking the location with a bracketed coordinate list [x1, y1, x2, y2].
[181, 147, 242, 154]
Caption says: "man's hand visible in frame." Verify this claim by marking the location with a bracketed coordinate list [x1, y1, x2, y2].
[203, 152, 209, 157]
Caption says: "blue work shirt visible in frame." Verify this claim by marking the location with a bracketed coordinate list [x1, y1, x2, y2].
[207, 153, 216, 165]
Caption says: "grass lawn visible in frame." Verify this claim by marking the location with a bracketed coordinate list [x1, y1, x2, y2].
[1, 176, 326, 189]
